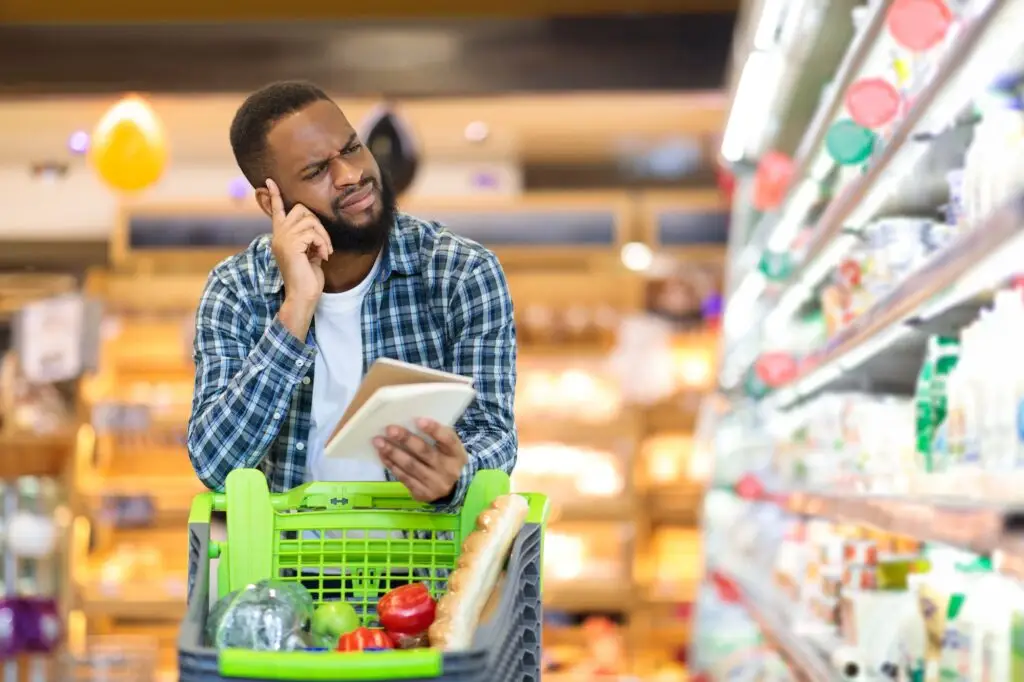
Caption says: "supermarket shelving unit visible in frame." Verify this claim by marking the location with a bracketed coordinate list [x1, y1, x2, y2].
[702, 0, 1024, 679]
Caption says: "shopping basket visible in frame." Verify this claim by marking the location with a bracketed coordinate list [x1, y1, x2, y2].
[178, 468, 549, 682]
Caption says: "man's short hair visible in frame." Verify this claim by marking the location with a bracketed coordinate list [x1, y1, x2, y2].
[229, 80, 331, 188]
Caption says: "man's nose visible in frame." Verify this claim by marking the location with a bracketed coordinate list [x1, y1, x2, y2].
[330, 157, 362, 189]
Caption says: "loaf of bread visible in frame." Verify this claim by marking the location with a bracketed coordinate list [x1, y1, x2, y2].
[428, 494, 529, 650]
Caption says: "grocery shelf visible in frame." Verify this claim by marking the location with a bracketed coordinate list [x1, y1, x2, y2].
[773, 0, 1019, 312]
[545, 583, 635, 613]
[741, 0, 894, 258]
[712, 568, 842, 682]
[783, 488, 1024, 576]
[0, 430, 74, 478]
[76, 585, 187, 620]
[772, 195, 1024, 407]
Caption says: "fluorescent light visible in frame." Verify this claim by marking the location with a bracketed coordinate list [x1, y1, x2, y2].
[753, 0, 787, 50]
[721, 51, 785, 163]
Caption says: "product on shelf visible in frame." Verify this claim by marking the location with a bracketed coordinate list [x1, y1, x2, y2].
[516, 366, 622, 423]
[512, 443, 624, 501]
[543, 523, 629, 586]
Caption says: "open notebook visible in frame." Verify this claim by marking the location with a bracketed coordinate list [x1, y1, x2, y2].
[323, 357, 476, 464]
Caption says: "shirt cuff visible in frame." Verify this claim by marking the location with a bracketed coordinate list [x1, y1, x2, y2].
[431, 459, 477, 514]
[251, 315, 318, 383]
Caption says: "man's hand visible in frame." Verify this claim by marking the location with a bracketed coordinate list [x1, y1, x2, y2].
[374, 418, 468, 503]
[267, 178, 333, 302]
[267, 178, 333, 340]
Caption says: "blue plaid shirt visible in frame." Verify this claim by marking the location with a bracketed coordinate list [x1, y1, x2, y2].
[186, 213, 517, 511]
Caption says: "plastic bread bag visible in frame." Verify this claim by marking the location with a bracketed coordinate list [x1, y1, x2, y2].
[206, 579, 317, 651]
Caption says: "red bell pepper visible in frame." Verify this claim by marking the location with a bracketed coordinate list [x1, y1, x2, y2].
[336, 627, 394, 652]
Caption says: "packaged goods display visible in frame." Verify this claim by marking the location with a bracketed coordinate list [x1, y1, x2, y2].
[705, 0, 1024, 679]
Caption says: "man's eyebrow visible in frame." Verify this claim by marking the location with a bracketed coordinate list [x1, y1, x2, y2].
[299, 134, 359, 174]
[300, 158, 328, 174]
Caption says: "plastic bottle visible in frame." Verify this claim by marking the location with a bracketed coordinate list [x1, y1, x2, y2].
[961, 313, 989, 476]
[938, 557, 992, 682]
[981, 294, 1017, 474]
[916, 336, 960, 474]
[930, 337, 960, 472]
[944, 324, 970, 469]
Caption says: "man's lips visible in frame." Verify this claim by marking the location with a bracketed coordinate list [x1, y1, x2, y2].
[338, 184, 376, 211]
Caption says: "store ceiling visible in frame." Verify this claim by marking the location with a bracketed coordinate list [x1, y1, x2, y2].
[0, 14, 737, 96]
[1, 0, 740, 21]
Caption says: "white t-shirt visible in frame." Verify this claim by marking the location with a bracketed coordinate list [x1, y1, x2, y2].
[305, 257, 386, 484]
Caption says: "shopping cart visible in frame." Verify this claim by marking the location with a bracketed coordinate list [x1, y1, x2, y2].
[178, 468, 548, 682]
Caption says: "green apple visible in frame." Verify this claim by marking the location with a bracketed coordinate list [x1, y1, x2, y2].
[312, 602, 361, 640]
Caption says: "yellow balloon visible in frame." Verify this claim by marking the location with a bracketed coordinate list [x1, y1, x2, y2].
[90, 95, 168, 192]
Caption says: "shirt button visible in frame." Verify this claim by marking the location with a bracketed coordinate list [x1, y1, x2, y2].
[273, 412, 282, 420]
[296, 442, 305, 451]
[296, 359, 305, 367]
[302, 377, 311, 385]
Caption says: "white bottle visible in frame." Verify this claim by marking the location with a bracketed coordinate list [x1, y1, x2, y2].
[945, 329, 968, 470]
[985, 294, 1018, 474]
[960, 320, 984, 477]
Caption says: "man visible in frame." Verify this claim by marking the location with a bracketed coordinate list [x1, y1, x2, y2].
[186, 80, 517, 512]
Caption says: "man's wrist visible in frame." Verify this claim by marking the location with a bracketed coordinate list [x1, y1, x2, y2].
[429, 482, 458, 506]
[279, 296, 317, 342]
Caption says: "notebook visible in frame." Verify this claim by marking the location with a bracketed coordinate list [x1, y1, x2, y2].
[323, 357, 476, 464]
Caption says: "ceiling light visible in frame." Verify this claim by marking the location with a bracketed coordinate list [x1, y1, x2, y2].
[464, 121, 489, 143]
[621, 242, 654, 272]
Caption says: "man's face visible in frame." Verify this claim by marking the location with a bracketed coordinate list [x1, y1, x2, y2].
[260, 99, 396, 253]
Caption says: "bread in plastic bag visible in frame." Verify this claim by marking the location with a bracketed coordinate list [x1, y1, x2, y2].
[206, 579, 317, 651]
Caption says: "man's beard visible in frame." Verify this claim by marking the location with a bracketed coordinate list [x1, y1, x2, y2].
[283, 174, 397, 254]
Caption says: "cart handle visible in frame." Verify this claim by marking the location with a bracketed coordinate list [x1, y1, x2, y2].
[218, 647, 442, 680]
[191, 483, 550, 526]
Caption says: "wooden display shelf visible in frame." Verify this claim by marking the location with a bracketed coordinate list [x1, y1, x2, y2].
[0, 430, 74, 479]
[76, 580, 187, 620]
[544, 582, 634, 613]
[646, 484, 704, 526]
[553, 496, 635, 523]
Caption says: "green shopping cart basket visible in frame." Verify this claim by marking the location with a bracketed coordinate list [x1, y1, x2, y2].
[178, 468, 549, 682]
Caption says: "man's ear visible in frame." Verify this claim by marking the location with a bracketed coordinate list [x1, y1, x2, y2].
[254, 186, 273, 218]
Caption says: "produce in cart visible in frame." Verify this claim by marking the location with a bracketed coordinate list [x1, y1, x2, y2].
[311, 601, 361, 642]
[336, 627, 395, 651]
[378, 582, 437, 648]
[206, 579, 322, 651]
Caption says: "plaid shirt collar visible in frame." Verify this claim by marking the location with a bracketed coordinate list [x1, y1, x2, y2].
[261, 217, 421, 296]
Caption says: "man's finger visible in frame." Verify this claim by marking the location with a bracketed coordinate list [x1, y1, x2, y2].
[416, 419, 462, 456]
[376, 441, 442, 497]
[265, 178, 285, 219]
[286, 212, 333, 257]
[386, 426, 436, 465]
[381, 451, 430, 501]
[292, 223, 331, 261]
